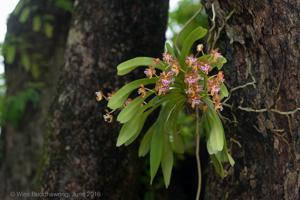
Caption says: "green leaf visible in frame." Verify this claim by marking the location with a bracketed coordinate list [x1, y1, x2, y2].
[220, 83, 229, 99]
[163, 100, 185, 154]
[5, 45, 16, 64]
[108, 78, 157, 110]
[206, 107, 224, 153]
[117, 57, 165, 76]
[31, 63, 40, 79]
[55, 0, 73, 12]
[161, 135, 174, 188]
[164, 98, 185, 131]
[150, 123, 164, 184]
[138, 125, 155, 157]
[116, 113, 143, 146]
[19, 7, 30, 23]
[219, 134, 235, 166]
[211, 154, 225, 177]
[33, 16, 42, 32]
[44, 23, 53, 38]
[124, 118, 147, 146]
[180, 26, 207, 66]
[117, 96, 146, 123]
[118, 103, 158, 147]
[21, 53, 31, 71]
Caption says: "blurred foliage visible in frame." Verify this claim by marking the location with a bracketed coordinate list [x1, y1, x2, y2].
[0, 0, 74, 128]
[3, 34, 43, 79]
[0, 73, 40, 128]
[2, 0, 74, 78]
[168, 0, 208, 43]
[0, 88, 40, 127]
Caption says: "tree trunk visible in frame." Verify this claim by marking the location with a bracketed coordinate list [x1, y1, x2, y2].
[202, 0, 300, 199]
[0, 0, 72, 198]
[40, 1, 169, 199]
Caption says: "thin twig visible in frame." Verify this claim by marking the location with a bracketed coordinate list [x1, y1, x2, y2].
[237, 106, 267, 113]
[236, 106, 300, 116]
[223, 78, 256, 104]
[270, 108, 300, 115]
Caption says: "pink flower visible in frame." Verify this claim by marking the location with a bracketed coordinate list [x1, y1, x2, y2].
[184, 73, 200, 85]
[210, 85, 220, 95]
[185, 55, 198, 67]
[163, 52, 174, 65]
[199, 64, 210, 74]
[155, 70, 175, 95]
[161, 79, 171, 86]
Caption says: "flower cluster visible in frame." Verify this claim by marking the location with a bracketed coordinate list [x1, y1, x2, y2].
[97, 46, 226, 124]
[208, 71, 225, 110]
[153, 53, 180, 95]
[140, 48, 225, 110]
[155, 70, 175, 95]
[184, 70, 202, 108]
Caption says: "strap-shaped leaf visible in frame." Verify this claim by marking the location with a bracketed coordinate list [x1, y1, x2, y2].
[210, 154, 225, 177]
[123, 117, 147, 146]
[164, 100, 185, 154]
[161, 134, 174, 188]
[117, 95, 148, 124]
[206, 107, 224, 153]
[180, 26, 207, 66]
[108, 78, 157, 110]
[116, 113, 142, 146]
[123, 101, 162, 146]
[216, 134, 235, 166]
[150, 124, 164, 184]
[117, 57, 165, 76]
[138, 125, 155, 157]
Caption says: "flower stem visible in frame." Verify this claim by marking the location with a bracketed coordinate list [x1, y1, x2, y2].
[195, 108, 201, 200]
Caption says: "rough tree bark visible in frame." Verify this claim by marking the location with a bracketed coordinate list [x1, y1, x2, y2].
[0, 0, 72, 198]
[202, 1, 300, 199]
[40, 0, 169, 199]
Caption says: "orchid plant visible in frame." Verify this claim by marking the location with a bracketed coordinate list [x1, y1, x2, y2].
[96, 25, 234, 199]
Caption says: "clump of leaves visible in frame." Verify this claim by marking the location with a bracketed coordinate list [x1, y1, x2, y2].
[0, 88, 40, 127]
[97, 25, 234, 197]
